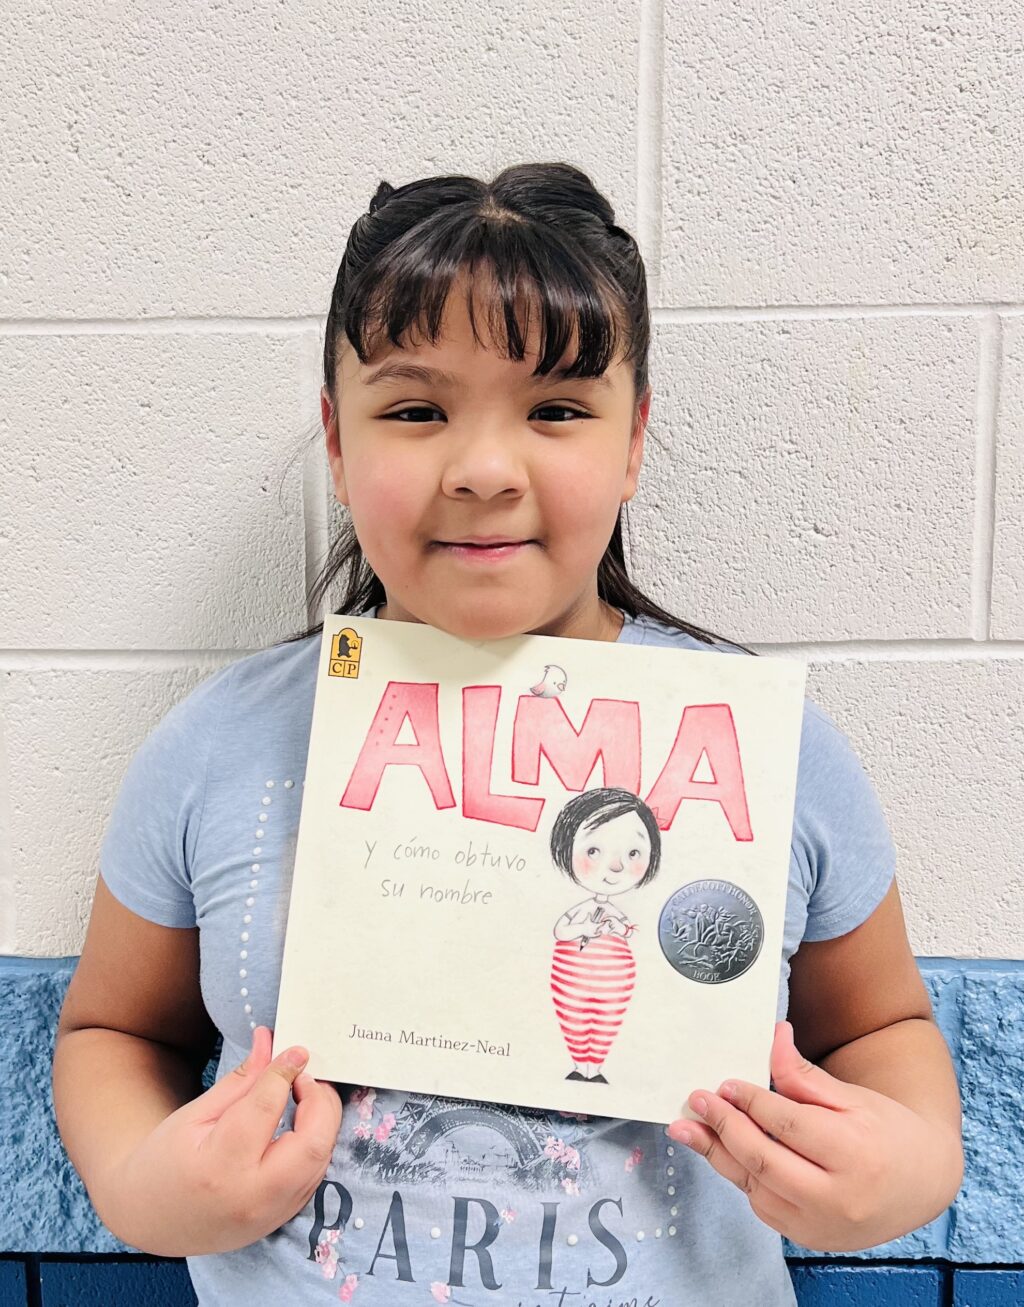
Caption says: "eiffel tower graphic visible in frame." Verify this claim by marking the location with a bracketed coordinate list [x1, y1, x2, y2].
[352, 1092, 597, 1192]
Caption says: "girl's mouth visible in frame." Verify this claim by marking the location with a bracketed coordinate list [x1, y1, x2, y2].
[435, 540, 536, 564]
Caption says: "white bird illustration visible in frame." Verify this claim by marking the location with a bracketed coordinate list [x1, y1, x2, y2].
[530, 664, 568, 698]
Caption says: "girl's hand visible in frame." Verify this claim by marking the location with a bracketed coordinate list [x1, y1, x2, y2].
[104, 1026, 342, 1256]
[669, 1020, 959, 1253]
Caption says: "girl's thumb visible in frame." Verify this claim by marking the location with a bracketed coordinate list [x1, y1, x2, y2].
[769, 1020, 848, 1108]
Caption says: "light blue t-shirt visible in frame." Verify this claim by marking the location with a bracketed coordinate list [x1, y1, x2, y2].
[98, 609, 895, 1306]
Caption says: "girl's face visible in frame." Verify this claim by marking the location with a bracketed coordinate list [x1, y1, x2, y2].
[323, 268, 651, 642]
[570, 811, 652, 896]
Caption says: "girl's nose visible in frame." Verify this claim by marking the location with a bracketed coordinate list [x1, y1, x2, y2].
[609, 858, 624, 872]
[440, 431, 529, 501]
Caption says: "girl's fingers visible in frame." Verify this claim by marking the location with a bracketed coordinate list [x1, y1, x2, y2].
[682, 1090, 827, 1205]
[188, 1025, 274, 1124]
[715, 1079, 850, 1171]
[262, 1075, 342, 1185]
[669, 1119, 751, 1191]
[208, 1044, 312, 1164]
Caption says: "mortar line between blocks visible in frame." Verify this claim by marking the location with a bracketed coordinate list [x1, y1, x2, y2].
[971, 315, 1001, 641]
[637, 0, 665, 304]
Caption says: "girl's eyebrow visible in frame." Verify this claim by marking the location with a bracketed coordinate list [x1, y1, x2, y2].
[363, 362, 613, 391]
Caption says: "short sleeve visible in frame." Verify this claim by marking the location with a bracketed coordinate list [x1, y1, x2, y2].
[793, 700, 897, 942]
[99, 662, 236, 928]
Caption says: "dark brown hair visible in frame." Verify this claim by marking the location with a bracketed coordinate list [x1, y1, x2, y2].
[276, 161, 747, 652]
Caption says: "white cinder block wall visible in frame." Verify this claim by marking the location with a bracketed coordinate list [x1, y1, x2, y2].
[1, 1, 1021, 959]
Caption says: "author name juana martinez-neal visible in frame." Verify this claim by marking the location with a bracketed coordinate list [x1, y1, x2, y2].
[349, 1024, 510, 1057]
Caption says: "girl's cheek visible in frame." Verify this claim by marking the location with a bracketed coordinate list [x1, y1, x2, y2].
[572, 852, 592, 878]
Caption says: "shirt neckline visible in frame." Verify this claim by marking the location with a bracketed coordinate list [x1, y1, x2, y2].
[357, 604, 651, 645]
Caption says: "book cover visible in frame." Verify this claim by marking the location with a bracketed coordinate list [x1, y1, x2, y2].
[274, 616, 806, 1125]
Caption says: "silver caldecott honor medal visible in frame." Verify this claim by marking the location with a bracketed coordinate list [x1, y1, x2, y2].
[657, 879, 765, 984]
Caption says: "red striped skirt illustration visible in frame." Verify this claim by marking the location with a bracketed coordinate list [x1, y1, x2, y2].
[549, 935, 637, 1066]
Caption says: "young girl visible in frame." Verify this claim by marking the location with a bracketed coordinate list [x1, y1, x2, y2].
[52, 161, 963, 1306]
[549, 788, 661, 1084]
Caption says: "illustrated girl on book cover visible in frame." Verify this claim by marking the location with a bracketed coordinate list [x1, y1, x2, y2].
[548, 788, 663, 1084]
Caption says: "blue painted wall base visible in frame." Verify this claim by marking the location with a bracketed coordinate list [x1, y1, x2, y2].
[3, 955, 1022, 1304]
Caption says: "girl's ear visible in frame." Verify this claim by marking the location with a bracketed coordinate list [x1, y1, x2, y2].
[322, 385, 350, 507]
[621, 386, 651, 505]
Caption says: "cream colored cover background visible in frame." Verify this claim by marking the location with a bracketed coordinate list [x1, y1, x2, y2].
[275, 616, 807, 1124]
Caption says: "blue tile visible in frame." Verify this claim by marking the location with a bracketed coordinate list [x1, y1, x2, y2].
[40, 1259, 196, 1307]
[0, 1260, 27, 1307]
[953, 1269, 1024, 1306]
[790, 1264, 943, 1306]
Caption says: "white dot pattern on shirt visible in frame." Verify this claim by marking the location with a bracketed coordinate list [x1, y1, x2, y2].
[239, 780, 297, 1029]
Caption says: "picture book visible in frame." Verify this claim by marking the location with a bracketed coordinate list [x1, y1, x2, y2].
[274, 616, 806, 1124]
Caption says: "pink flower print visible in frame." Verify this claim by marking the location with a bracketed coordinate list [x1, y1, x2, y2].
[561, 1177, 580, 1196]
[353, 1122, 370, 1140]
[338, 1273, 359, 1301]
[430, 1286, 451, 1304]
[625, 1146, 645, 1172]
[374, 1111, 397, 1143]
[500, 1207, 517, 1223]
[315, 1240, 339, 1279]
[543, 1136, 580, 1171]
[351, 1086, 377, 1121]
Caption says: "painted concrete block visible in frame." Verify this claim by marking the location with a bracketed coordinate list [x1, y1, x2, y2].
[39, 1258, 195, 1307]
[1, 4, 640, 319]
[806, 659, 1024, 959]
[662, 3, 1023, 304]
[992, 316, 1024, 638]
[790, 1264, 943, 1306]
[0, 1260, 27, 1307]
[0, 666, 233, 955]
[630, 316, 976, 643]
[949, 973, 1024, 1263]
[0, 331, 311, 650]
[953, 1269, 1024, 1306]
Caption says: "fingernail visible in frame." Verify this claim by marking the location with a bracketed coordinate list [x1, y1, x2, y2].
[674, 1127, 693, 1145]
[297, 1070, 315, 1086]
[283, 1046, 309, 1068]
[692, 1094, 708, 1116]
[720, 1081, 737, 1101]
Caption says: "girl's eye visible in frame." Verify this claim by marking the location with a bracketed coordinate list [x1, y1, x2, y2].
[381, 405, 588, 423]
[383, 406, 444, 423]
[533, 405, 589, 422]
[630, 848, 641, 858]
[586, 846, 600, 857]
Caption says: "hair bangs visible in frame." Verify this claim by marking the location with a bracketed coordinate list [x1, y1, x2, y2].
[344, 207, 629, 384]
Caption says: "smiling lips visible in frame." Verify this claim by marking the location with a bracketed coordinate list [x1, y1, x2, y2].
[436, 536, 536, 562]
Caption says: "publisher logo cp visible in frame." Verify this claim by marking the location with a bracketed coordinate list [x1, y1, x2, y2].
[329, 627, 362, 679]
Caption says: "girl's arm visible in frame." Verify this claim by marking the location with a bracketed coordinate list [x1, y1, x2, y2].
[786, 877, 961, 1137]
[53, 877, 219, 1233]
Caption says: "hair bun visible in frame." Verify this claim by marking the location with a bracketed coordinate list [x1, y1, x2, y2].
[368, 181, 396, 215]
